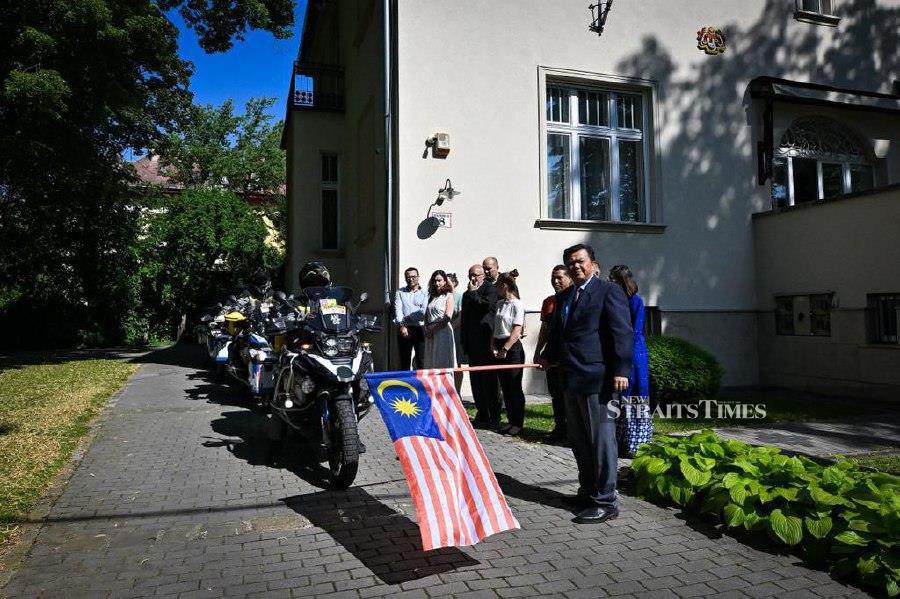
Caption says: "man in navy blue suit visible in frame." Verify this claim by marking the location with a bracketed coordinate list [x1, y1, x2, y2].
[540, 243, 633, 524]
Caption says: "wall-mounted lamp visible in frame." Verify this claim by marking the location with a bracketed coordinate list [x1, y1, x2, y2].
[589, 1, 613, 36]
[436, 178, 461, 205]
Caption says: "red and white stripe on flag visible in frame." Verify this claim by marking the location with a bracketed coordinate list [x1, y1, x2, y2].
[393, 370, 520, 551]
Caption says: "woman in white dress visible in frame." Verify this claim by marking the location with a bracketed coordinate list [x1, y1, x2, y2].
[423, 270, 456, 369]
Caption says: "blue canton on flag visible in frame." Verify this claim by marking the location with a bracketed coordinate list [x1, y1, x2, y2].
[369, 373, 443, 442]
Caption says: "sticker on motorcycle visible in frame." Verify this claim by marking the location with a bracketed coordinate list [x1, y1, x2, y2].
[329, 314, 342, 325]
[319, 299, 347, 315]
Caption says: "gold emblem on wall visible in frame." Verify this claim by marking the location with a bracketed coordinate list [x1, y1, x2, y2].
[697, 26, 727, 55]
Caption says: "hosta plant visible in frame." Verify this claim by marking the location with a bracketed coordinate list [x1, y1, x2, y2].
[631, 430, 900, 596]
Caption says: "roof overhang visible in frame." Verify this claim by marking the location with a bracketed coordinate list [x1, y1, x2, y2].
[750, 76, 900, 114]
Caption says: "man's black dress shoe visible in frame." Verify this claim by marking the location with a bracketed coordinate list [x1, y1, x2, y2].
[573, 506, 619, 524]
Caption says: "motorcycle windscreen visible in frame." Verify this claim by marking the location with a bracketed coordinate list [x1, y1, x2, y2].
[303, 286, 355, 333]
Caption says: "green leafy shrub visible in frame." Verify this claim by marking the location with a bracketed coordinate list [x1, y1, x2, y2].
[647, 336, 723, 404]
[632, 431, 900, 596]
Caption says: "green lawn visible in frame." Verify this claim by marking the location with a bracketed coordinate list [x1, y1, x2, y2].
[466, 391, 869, 444]
[0, 359, 137, 558]
[844, 451, 900, 476]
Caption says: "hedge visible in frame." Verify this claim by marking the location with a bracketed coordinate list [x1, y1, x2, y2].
[631, 430, 900, 596]
[648, 336, 723, 404]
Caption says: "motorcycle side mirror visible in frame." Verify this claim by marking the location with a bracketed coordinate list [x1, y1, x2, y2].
[359, 292, 369, 305]
[275, 290, 287, 301]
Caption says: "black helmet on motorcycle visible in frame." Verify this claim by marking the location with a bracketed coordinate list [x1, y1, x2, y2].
[299, 261, 331, 289]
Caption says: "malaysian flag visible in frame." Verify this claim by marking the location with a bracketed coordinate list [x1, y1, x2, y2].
[365, 369, 520, 551]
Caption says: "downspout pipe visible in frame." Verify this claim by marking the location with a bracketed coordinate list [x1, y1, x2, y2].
[383, 0, 394, 367]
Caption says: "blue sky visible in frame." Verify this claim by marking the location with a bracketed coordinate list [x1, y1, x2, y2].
[169, 1, 308, 119]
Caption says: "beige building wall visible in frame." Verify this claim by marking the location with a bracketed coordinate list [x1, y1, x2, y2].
[288, 0, 900, 388]
[392, 0, 900, 386]
[753, 186, 900, 398]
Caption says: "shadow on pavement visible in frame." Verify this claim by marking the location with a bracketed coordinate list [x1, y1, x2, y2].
[494, 472, 580, 514]
[204, 409, 333, 490]
[283, 487, 478, 584]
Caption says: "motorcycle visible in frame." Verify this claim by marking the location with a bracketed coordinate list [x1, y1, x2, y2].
[224, 291, 279, 399]
[198, 302, 232, 374]
[269, 286, 381, 489]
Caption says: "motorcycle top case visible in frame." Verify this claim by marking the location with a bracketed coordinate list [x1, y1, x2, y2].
[225, 311, 247, 336]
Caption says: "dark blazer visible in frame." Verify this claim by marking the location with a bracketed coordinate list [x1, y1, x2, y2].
[543, 277, 633, 395]
[460, 279, 498, 355]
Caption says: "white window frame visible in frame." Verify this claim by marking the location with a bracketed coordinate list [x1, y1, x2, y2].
[776, 155, 873, 206]
[320, 152, 340, 250]
[539, 68, 658, 224]
[794, 0, 840, 26]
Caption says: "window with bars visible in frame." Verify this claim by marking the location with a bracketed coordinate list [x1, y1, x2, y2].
[321, 153, 339, 250]
[545, 82, 651, 223]
[774, 294, 832, 336]
[867, 294, 900, 344]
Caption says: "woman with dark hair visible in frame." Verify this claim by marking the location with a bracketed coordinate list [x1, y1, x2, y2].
[608, 264, 652, 456]
[423, 270, 456, 369]
[491, 269, 526, 436]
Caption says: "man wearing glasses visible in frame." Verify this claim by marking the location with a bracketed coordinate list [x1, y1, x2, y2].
[394, 267, 428, 370]
[461, 259, 501, 428]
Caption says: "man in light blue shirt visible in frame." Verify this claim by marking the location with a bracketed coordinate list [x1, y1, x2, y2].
[394, 267, 428, 369]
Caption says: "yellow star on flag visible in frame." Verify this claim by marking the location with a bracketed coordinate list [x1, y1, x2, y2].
[391, 397, 421, 418]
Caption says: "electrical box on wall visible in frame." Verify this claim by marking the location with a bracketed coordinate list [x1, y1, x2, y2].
[432, 132, 450, 158]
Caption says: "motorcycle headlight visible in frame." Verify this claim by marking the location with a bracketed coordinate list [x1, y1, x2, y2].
[337, 336, 356, 354]
[322, 336, 339, 357]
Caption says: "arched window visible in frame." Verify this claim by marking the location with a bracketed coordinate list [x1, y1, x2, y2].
[771, 116, 874, 207]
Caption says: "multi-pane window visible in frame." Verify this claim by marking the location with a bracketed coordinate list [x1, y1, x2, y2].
[799, 0, 834, 14]
[867, 294, 900, 344]
[545, 83, 650, 222]
[794, 0, 840, 25]
[321, 154, 339, 250]
[772, 116, 873, 208]
[774, 294, 832, 336]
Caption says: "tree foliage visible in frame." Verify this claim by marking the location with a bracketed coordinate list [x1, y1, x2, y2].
[159, 0, 295, 52]
[0, 0, 295, 348]
[136, 188, 275, 339]
[159, 97, 286, 196]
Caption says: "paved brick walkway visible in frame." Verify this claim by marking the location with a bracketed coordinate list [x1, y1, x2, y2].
[1, 346, 875, 598]
[715, 421, 900, 459]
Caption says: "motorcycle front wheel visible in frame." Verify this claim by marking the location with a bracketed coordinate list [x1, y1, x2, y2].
[328, 399, 359, 489]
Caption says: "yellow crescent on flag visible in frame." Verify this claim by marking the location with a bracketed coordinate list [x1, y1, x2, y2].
[377, 379, 421, 418]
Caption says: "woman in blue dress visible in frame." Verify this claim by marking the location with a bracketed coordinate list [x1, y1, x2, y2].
[608, 265, 652, 456]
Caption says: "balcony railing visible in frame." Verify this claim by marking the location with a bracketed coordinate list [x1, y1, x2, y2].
[291, 62, 345, 112]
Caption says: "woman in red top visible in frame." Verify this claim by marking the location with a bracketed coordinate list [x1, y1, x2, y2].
[532, 264, 572, 442]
